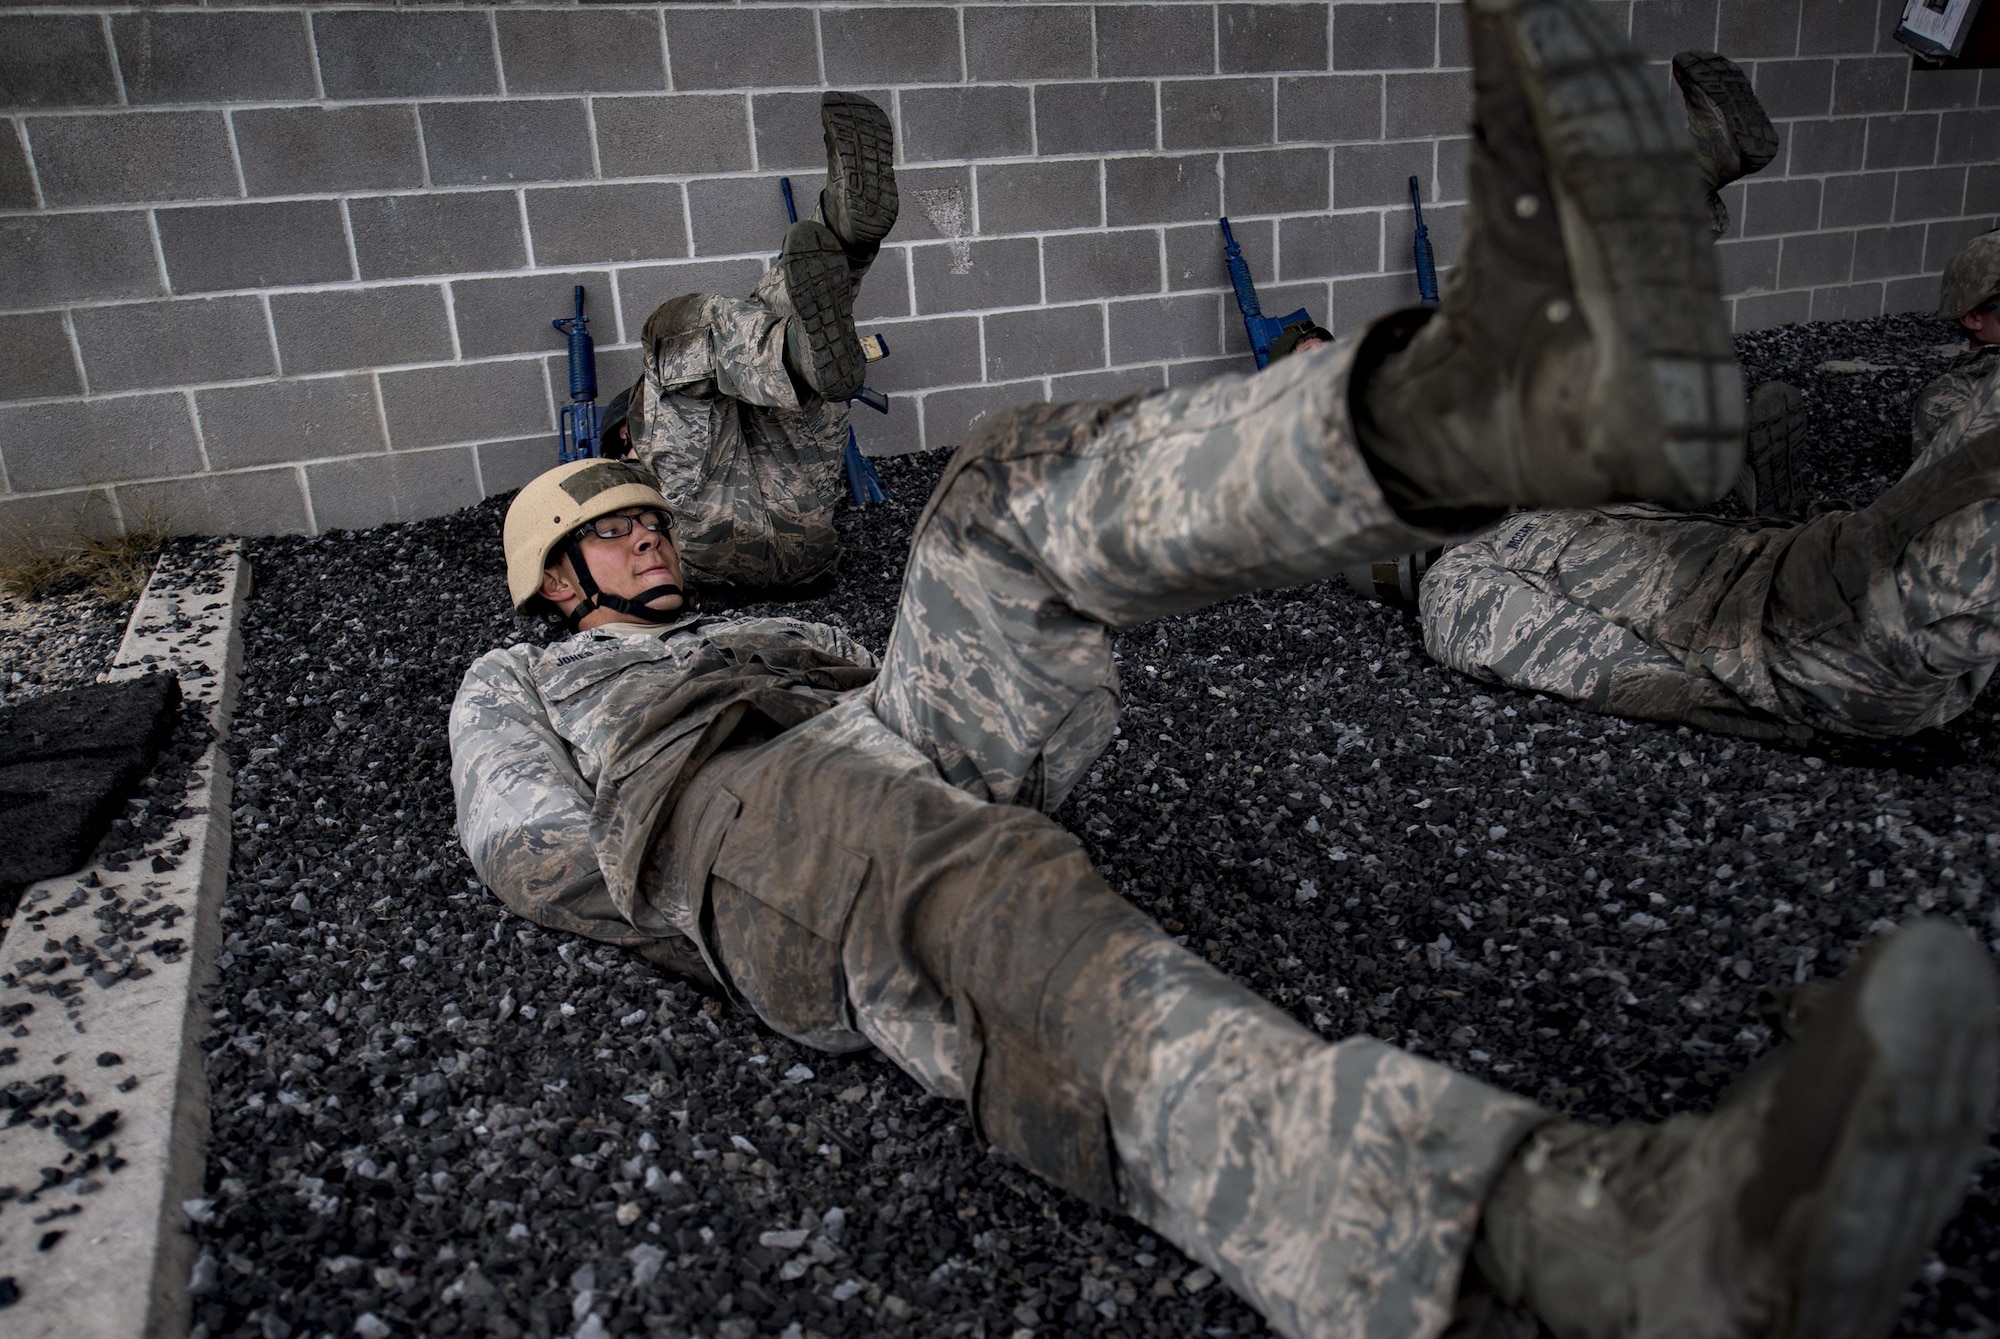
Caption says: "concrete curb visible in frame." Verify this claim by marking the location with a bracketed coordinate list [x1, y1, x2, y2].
[0, 543, 250, 1337]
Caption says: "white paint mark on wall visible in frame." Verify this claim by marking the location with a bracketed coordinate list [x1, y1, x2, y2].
[915, 187, 973, 273]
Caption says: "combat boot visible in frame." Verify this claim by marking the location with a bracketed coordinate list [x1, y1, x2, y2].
[1733, 380, 1805, 516]
[779, 220, 864, 402]
[1672, 51, 1779, 235]
[1354, 0, 1743, 518]
[817, 92, 898, 274]
[1472, 918, 1999, 1339]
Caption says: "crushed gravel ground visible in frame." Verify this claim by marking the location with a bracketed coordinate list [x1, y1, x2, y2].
[0, 588, 134, 712]
[194, 314, 1999, 1339]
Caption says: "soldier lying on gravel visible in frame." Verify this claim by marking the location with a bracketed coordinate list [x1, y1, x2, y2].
[450, 3, 2000, 1336]
[590, 92, 896, 596]
[1412, 227, 2000, 747]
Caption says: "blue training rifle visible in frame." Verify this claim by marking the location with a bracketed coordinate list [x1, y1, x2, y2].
[781, 175, 889, 505]
[1409, 176, 1439, 306]
[1220, 217, 1312, 371]
[552, 285, 601, 462]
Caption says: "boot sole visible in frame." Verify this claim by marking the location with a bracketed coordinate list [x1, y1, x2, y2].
[1767, 920, 2000, 1339]
[782, 221, 864, 401]
[1483, 0, 1745, 506]
[1744, 379, 1806, 515]
[822, 92, 898, 248]
[1672, 51, 1781, 176]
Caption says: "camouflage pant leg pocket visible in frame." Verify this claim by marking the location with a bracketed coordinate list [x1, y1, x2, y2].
[704, 789, 873, 1052]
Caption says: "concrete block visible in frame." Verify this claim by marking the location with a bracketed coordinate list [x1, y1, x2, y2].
[312, 10, 499, 100]
[420, 101, 592, 187]
[476, 436, 554, 498]
[1035, 83, 1157, 156]
[454, 270, 615, 360]
[1096, 4, 1216, 77]
[1223, 279, 1325, 351]
[195, 374, 387, 471]
[855, 250, 912, 322]
[1820, 171, 1896, 227]
[1731, 287, 1814, 330]
[923, 380, 1048, 451]
[851, 397, 923, 457]
[0, 312, 82, 402]
[0, 393, 201, 492]
[0, 213, 161, 309]
[1221, 5, 1329, 74]
[271, 285, 454, 376]
[1714, 0, 1797, 58]
[1629, 0, 1717, 56]
[527, 183, 689, 268]
[1104, 154, 1218, 226]
[1906, 68, 1983, 111]
[1278, 74, 1382, 142]
[1044, 229, 1162, 300]
[1863, 113, 1939, 170]
[111, 11, 315, 105]
[1334, 140, 1434, 208]
[1786, 118, 1865, 176]
[1832, 57, 1909, 117]
[1439, 1, 1473, 63]
[234, 106, 425, 196]
[158, 201, 353, 294]
[1968, 164, 2000, 215]
[687, 175, 797, 256]
[1334, 4, 1437, 71]
[1166, 354, 1248, 386]
[116, 466, 310, 537]
[72, 297, 275, 395]
[890, 167, 976, 243]
[350, 192, 526, 281]
[617, 259, 767, 339]
[1938, 109, 2000, 164]
[498, 9, 667, 95]
[1893, 166, 1967, 222]
[1737, 177, 1822, 236]
[1849, 224, 1926, 280]
[1225, 146, 1329, 215]
[1279, 211, 1381, 279]
[381, 359, 552, 450]
[1167, 217, 1271, 290]
[1752, 59, 1833, 119]
[1325, 271, 1412, 336]
[1108, 293, 1223, 362]
[1810, 281, 1882, 322]
[1435, 135, 1470, 202]
[823, 6, 962, 84]
[0, 15, 118, 109]
[1777, 230, 1854, 289]
[902, 86, 1035, 162]
[912, 237, 1042, 313]
[966, 6, 1092, 81]
[1385, 70, 1471, 139]
[1713, 236, 1780, 293]
[981, 160, 1103, 234]
[0, 487, 119, 544]
[1925, 216, 1998, 272]
[1882, 274, 1939, 314]
[664, 8, 818, 92]
[1986, 69, 2000, 107]
[30, 111, 236, 208]
[1053, 365, 1167, 401]
[751, 89, 893, 172]
[306, 446, 482, 532]
[1162, 78, 1275, 150]
[590, 345, 646, 404]
[596, 95, 752, 178]
[0, 123, 31, 209]
[855, 314, 982, 392]
[1799, 0, 1885, 55]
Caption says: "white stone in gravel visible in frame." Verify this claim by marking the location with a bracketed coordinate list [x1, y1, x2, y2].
[1183, 1267, 1217, 1293]
[627, 1244, 667, 1287]
[784, 1062, 815, 1082]
[760, 1227, 811, 1250]
[354, 1314, 391, 1339]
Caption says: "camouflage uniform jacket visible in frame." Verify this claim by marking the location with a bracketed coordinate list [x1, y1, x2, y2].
[1911, 342, 2000, 457]
[449, 616, 876, 948]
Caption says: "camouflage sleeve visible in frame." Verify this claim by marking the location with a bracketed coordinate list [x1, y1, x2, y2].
[1903, 500, 2000, 684]
[723, 615, 878, 669]
[449, 647, 660, 947]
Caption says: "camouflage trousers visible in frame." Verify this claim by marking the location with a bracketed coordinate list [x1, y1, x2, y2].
[653, 337, 1548, 1339]
[629, 264, 849, 591]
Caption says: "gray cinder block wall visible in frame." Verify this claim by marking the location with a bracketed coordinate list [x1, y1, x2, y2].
[0, 1, 1994, 540]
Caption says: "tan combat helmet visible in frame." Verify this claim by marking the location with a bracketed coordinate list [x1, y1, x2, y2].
[503, 458, 675, 613]
[1936, 229, 2000, 319]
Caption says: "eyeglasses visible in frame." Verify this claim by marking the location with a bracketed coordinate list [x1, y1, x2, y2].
[574, 508, 671, 542]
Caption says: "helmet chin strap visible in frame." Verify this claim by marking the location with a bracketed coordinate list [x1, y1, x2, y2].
[558, 534, 684, 633]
